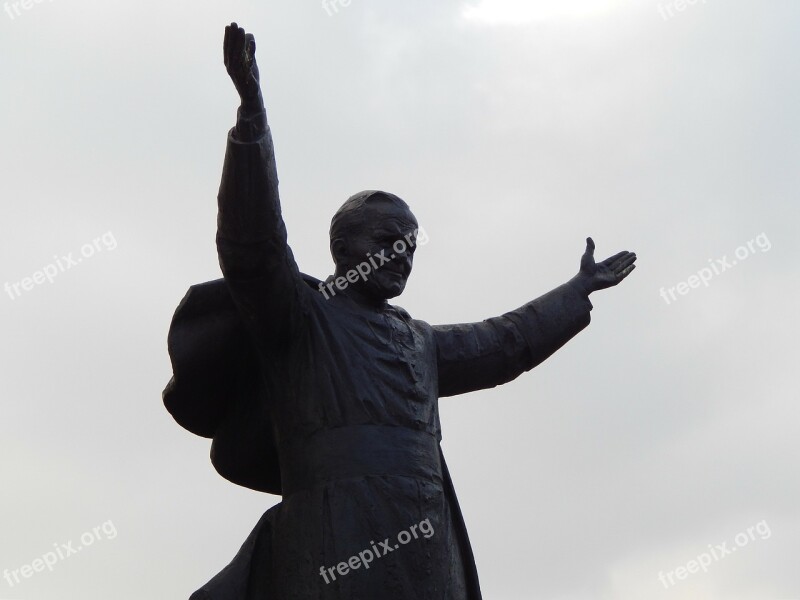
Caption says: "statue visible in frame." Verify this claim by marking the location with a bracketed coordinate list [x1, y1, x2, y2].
[163, 22, 637, 600]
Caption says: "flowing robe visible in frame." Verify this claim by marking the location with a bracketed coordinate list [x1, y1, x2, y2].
[165, 117, 593, 599]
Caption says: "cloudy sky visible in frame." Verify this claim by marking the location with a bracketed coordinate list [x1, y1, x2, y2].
[1, 0, 799, 598]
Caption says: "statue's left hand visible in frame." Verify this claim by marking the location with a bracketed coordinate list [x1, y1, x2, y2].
[571, 237, 636, 295]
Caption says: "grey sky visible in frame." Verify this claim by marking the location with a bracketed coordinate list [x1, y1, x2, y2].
[1, 0, 798, 598]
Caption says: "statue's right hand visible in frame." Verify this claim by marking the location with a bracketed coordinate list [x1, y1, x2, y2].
[224, 22, 261, 106]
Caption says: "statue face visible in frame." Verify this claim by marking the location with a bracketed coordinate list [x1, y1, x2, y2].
[339, 200, 419, 302]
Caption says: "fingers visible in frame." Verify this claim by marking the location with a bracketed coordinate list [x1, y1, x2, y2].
[224, 23, 243, 69]
[603, 250, 629, 264]
[224, 22, 241, 51]
[245, 33, 256, 58]
[612, 256, 636, 282]
[600, 250, 636, 271]
[231, 24, 245, 69]
[585, 237, 595, 257]
[224, 24, 232, 66]
[611, 253, 637, 273]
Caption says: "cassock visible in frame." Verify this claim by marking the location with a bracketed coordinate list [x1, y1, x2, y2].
[164, 114, 593, 599]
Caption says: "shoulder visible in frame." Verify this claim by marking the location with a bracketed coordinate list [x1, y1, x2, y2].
[300, 272, 324, 289]
[388, 302, 413, 320]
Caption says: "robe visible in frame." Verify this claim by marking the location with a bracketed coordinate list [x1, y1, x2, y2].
[164, 120, 593, 600]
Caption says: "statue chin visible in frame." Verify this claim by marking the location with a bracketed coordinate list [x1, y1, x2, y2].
[370, 278, 408, 301]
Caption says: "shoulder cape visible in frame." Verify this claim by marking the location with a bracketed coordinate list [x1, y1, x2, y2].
[163, 274, 319, 495]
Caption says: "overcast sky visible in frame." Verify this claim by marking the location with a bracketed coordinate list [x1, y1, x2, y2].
[1, 0, 799, 598]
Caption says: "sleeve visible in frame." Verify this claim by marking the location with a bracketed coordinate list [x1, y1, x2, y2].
[434, 282, 593, 397]
[215, 112, 309, 354]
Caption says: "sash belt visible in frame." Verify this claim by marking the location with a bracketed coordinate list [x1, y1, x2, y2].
[279, 425, 442, 497]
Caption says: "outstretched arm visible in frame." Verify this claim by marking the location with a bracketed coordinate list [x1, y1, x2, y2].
[216, 23, 307, 353]
[435, 238, 636, 397]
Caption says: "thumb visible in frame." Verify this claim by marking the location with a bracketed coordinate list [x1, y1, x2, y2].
[585, 237, 595, 257]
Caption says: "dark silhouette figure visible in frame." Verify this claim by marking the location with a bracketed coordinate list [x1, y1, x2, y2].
[164, 22, 637, 600]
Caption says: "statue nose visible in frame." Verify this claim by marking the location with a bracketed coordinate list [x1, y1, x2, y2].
[394, 251, 413, 270]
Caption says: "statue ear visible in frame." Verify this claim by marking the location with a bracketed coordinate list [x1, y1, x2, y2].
[331, 238, 349, 267]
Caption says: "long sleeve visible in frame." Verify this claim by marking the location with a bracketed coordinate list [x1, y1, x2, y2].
[434, 282, 592, 397]
[216, 111, 308, 354]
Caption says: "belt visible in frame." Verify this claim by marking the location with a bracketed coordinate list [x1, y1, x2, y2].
[279, 425, 443, 497]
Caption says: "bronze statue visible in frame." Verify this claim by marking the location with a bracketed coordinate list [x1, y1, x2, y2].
[164, 22, 637, 599]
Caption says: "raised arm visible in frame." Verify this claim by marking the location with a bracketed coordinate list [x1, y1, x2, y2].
[435, 238, 636, 397]
[216, 23, 308, 353]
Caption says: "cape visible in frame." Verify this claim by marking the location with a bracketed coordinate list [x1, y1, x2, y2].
[163, 275, 320, 495]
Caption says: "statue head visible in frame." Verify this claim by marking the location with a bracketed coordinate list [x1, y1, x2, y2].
[329, 190, 421, 303]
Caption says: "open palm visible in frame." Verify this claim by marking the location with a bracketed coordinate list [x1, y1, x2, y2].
[578, 237, 637, 293]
